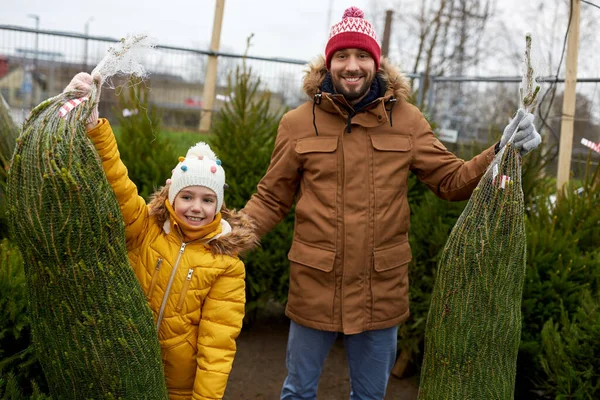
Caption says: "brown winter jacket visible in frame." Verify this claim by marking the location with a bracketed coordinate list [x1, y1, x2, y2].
[243, 56, 496, 335]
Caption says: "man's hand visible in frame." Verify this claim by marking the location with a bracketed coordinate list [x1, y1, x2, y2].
[64, 72, 101, 131]
[499, 109, 542, 157]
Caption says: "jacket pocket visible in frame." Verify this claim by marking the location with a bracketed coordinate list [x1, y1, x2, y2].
[162, 330, 198, 390]
[373, 240, 412, 272]
[176, 268, 194, 312]
[288, 240, 335, 272]
[370, 135, 412, 189]
[295, 136, 338, 154]
[371, 241, 412, 323]
[287, 240, 336, 323]
[295, 136, 338, 189]
[371, 135, 412, 152]
[146, 257, 163, 300]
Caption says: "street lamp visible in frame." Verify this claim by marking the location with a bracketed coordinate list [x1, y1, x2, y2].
[84, 17, 94, 70]
[27, 14, 39, 109]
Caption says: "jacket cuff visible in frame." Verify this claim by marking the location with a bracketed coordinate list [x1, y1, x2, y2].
[86, 117, 109, 135]
[86, 118, 113, 144]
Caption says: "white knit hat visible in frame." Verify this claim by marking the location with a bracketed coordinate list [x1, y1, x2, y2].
[167, 142, 225, 211]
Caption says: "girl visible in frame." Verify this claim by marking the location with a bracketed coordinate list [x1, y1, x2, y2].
[65, 73, 257, 400]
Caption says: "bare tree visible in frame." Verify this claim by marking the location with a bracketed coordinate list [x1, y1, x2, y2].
[370, 0, 494, 107]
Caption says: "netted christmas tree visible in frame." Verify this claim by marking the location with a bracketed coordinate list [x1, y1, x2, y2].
[418, 34, 541, 400]
[6, 35, 168, 399]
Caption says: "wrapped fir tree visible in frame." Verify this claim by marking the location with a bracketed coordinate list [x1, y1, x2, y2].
[418, 34, 541, 399]
[6, 35, 168, 399]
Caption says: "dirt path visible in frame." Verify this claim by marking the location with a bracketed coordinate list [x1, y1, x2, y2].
[224, 309, 419, 399]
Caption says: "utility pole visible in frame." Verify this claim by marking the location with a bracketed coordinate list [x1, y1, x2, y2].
[27, 14, 39, 67]
[199, 0, 225, 133]
[27, 14, 39, 110]
[326, 0, 335, 38]
[381, 10, 393, 58]
[556, 0, 581, 192]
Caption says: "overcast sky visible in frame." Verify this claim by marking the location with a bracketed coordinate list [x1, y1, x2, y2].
[1, 0, 374, 62]
[1, 0, 599, 77]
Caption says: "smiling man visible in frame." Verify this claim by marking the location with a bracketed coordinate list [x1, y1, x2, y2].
[328, 48, 376, 104]
[242, 5, 541, 400]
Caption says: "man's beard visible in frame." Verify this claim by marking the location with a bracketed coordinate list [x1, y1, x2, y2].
[333, 77, 372, 103]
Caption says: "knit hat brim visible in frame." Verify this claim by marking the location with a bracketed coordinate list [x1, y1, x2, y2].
[167, 142, 226, 211]
[325, 32, 381, 70]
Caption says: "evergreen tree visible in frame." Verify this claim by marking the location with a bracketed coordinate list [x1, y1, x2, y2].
[115, 79, 177, 201]
[209, 60, 292, 319]
[539, 290, 600, 398]
[0, 239, 48, 396]
[0, 94, 20, 238]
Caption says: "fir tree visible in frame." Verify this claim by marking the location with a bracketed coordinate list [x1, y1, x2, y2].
[209, 46, 292, 318]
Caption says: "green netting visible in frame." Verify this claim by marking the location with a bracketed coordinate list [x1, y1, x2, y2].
[5, 43, 168, 398]
[418, 144, 526, 399]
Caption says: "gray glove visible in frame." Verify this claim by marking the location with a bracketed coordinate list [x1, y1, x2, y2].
[64, 72, 101, 130]
[500, 108, 542, 157]
[499, 109, 541, 157]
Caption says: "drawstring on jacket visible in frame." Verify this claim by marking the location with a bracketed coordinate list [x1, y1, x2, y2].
[385, 97, 397, 127]
[346, 113, 353, 133]
[312, 93, 322, 136]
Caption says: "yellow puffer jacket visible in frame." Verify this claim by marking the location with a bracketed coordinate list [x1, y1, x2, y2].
[88, 119, 257, 400]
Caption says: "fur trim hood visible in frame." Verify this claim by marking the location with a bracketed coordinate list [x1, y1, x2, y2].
[302, 55, 411, 101]
[147, 185, 259, 257]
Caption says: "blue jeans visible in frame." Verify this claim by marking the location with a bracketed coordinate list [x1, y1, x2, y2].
[280, 320, 398, 400]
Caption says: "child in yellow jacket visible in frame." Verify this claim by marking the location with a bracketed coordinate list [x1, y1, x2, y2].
[64, 73, 257, 400]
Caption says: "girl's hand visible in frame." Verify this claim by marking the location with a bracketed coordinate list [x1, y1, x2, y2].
[64, 72, 102, 131]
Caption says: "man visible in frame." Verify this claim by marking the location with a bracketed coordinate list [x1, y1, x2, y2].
[242, 6, 541, 400]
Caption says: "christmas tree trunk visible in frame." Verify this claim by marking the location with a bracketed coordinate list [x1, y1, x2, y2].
[6, 36, 168, 399]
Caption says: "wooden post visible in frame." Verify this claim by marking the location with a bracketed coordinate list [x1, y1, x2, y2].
[556, 0, 581, 192]
[381, 10, 393, 58]
[199, 0, 226, 133]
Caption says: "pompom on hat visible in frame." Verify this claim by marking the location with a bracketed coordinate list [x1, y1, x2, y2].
[167, 142, 225, 211]
[325, 6, 381, 70]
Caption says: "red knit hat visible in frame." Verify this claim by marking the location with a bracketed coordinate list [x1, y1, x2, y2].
[325, 6, 381, 70]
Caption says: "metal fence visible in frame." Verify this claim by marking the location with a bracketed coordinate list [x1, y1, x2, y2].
[0, 25, 309, 129]
[422, 75, 600, 177]
[1, 24, 599, 176]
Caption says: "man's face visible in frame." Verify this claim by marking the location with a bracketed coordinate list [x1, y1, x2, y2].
[329, 48, 376, 105]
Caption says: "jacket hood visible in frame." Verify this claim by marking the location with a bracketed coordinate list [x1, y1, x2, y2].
[302, 55, 411, 102]
[147, 185, 259, 256]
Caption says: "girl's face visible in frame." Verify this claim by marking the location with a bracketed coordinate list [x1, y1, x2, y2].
[173, 186, 218, 227]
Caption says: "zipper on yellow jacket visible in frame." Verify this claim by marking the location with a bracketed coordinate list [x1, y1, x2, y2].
[156, 242, 186, 330]
[177, 269, 194, 311]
